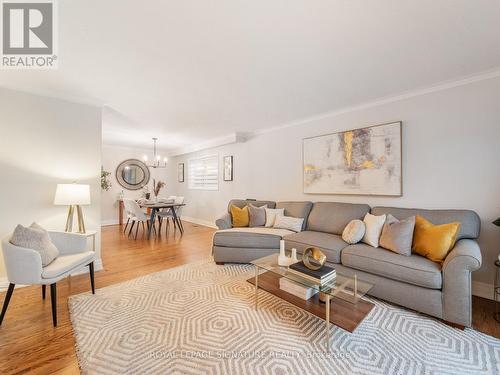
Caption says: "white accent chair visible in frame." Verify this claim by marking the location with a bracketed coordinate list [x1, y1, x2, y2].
[123, 199, 154, 239]
[0, 231, 95, 327]
[157, 196, 185, 233]
[122, 199, 135, 234]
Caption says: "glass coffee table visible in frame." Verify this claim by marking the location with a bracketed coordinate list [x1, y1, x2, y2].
[249, 254, 374, 351]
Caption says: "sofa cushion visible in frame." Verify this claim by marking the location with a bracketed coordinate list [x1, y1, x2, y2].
[284, 231, 349, 264]
[42, 251, 95, 279]
[248, 204, 267, 227]
[306, 202, 371, 235]
[341, 243, 442, 289]
[227, 199, 276, 212]
[276, 201, 313, 230]
[371, 206, 480, 240]
[214, 228, 294, 249]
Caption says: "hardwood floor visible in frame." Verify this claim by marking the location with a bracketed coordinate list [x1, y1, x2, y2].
[0, 222, 498, 374]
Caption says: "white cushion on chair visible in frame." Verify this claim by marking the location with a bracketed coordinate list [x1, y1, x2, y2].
[42, 251, 95, 279]
[10, 223, 59, 266]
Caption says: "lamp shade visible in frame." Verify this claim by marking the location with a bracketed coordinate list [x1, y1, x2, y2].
[54, 184, 91, 205]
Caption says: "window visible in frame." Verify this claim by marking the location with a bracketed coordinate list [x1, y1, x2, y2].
[188, 154, 219, 190]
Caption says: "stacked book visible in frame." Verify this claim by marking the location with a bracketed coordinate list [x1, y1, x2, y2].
[279, 278, 318, 300]
[287, 261, 336, 285]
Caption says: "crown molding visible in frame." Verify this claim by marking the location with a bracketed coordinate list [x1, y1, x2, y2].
[165, 67, 500, 157]
[0, 84, 104, 107]
[249, 67, 500, 137]
[167, 132, 247, 156]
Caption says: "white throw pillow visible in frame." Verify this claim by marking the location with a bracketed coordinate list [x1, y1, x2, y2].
[10, 223, 59, 266]
[342, 219, 366, 244]
[265, 208, 285, 227]
[273, 214, 304, 233]
[362, 213, 386, 247]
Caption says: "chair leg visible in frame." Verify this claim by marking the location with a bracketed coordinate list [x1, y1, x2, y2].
[135, 220, 140, 239]
[88, 262, 95, 294]
[123, 217, 130, 233]
[128, 221, 135, 237]
[42, 285, 46, 300]
[50, 283, 57, 327]
[141, 221, 145, 237]
[0, 283, 15, 325]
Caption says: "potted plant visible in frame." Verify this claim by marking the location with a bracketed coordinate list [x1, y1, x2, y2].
[101, 167, 111, 191]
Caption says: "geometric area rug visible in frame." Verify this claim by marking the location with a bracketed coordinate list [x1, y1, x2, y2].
[69, 259, 500, 375]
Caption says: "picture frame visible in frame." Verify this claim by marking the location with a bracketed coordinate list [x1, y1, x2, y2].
[177, 163, 185, 182]
[303, 121, 402, 196]
[223, 156, 233, 181]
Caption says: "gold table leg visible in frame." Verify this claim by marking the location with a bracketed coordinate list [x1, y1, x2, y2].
[325, 294, 331, 352]
[255, 266, 259, 310]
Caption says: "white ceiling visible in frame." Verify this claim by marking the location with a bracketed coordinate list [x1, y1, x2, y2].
[1, 0, 500, 152]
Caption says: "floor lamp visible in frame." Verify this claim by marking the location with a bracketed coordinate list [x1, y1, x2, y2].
[54, 183, 91, 233]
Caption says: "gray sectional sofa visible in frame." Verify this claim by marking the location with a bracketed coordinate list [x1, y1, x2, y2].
[213, 199, 482, 327]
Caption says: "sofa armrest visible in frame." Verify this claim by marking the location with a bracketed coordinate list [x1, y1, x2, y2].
[441, 239, 482, 326]
[48, 231, 88, 255]
[1, 238, 43, 284]
[215, 212, 232, 230]
[443, 239, 482, 272]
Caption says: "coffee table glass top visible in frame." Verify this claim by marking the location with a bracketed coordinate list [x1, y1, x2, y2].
[251, 254, 373, 304]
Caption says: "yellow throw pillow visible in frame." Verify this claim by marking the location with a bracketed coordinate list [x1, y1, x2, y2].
[230, 205, 249, 227]
[412, 215, 461, 263]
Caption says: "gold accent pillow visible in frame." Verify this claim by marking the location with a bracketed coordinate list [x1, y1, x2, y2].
[230, 205, 249, 227]
[412, 215, 461, 263]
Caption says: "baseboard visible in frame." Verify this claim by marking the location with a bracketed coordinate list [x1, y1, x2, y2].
[472, 281, 494, 300]
[102, 219, 120, 226]
[0, 277, 10, 290]
[181, 216, 218, 229]
[0, 258, 103, 292]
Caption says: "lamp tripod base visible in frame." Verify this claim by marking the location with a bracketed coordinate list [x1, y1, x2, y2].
[65, 205, 86, 233]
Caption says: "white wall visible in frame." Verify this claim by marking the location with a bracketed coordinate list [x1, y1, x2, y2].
[101, 144, 174, 225]
[0, 88, 102, 282]
[171, 76, 500, 286]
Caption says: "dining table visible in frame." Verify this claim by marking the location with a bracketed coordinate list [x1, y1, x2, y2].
[139, 202, 186, 239]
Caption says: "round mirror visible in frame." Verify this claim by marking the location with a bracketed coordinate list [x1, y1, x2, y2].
[115, 159, 150, 190]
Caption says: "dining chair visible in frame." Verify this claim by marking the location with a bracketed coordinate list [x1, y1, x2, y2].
[122, 199, 135, 234]
[123, 199, 154, 239]
[157, 196, 185, 234]
[0, 231, 95, 327]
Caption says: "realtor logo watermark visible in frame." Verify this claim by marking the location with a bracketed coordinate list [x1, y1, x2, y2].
[1, 0, 57, 69]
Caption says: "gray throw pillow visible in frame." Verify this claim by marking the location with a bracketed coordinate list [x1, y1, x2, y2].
[379, 214, 416, 256]
[10, 223, 59, 266]
[248, 204, 267, 227]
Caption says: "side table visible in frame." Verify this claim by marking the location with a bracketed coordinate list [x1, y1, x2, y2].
[495, 260, 500, 322]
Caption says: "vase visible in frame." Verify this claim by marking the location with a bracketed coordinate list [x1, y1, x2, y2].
[278, 240, 288, 266]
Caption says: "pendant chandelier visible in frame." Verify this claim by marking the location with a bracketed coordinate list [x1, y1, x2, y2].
[143, 138, 168, 168]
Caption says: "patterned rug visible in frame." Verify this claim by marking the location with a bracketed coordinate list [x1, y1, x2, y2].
[69, 259, 500, 375]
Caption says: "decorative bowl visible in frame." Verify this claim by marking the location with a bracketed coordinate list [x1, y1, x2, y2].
[302, 247, 327, 270]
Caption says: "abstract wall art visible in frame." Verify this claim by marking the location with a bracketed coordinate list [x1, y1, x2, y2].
[303, 122, 402, 196]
